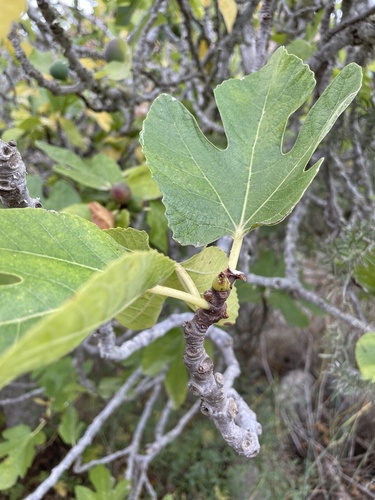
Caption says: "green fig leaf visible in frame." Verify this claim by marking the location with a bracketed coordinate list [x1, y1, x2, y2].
[355, 248, 375, 295]
[0, 425, 46, 490]
[116, 292, 166, 330]
[355, 332, 375, 382]
[36, 141, 123, 190]
[105, 227, 151, 251]
[0, 249, 174, 389]
[141, 47, 362, 247]
[124, 165, 161, 200]
[0, 209, 124, 351]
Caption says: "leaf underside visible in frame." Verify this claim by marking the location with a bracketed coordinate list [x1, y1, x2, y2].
[141, 47, 362, 247]
[0, 249, 175, 389]
[0, 209, 124, 351]
[0, 212, 174, 364]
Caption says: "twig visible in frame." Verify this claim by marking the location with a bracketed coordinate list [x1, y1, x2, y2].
[25, 369, 142, 500]
[284, 202, 308, 283]
[74, 445, 132, 473]
[125, 378, 163, 481]
[255, 0, 275, 71]
[207, 325, 240, 388]
[36, 0, 98, 90]
[8, 25, 85, 96]
[154, 399, 173, 440]
[97, 313, 194, 361]
[246, 273, 373, 333]
[325, 5, 375, 43]
[0, 388, 44, 406]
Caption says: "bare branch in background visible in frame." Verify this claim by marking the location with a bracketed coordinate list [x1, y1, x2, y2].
[25, 370, 143, 500]
[0, 140, 41, 208]
[0, 388, 44, 406]
[255, 0, 275, 71]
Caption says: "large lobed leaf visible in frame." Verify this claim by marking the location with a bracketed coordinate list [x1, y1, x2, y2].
[0, 209, 124, 351]
[0, 211, 177, 387]
[140, 47, 362, 247]
[0, 248, 174, 389]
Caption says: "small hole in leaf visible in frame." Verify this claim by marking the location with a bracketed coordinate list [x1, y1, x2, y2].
[0, 273, 23, 286]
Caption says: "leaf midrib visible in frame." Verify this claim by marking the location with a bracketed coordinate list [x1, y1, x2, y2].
[0, 248, 112, 272]
[238, 83, 272, 232]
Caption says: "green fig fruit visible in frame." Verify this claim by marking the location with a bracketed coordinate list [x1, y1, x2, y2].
[127, 196, 143, 213]
[49, 61, 69, 81]
[104, 39, 125, 63]
[115, 209, 130, 228]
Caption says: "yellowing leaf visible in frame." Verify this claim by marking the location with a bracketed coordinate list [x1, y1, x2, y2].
[355, 332, 375, 382]
[3, 38, 14, 56]
[0, 0, 26, 40]
[199, 40, 209, 60]
[79, 57, 99, 70]
[86, 110, 113, 132]
[218, 0, 238, 33]
[20, 41, 32, 57]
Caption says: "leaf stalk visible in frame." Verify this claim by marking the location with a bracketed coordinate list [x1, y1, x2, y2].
[227, 229, 244, 271]
[174, 263, 202, 298]
[147, 285, 210, 310]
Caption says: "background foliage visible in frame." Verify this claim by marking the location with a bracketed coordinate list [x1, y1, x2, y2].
[0, 0, 374, 498]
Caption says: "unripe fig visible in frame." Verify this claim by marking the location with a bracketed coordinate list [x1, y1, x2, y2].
[115, 208, 130, 228]
[110, 182, 132, 205]
[212, 272, 231, 292]
[104, 39, 125, 63]
[127, 196, 143, 213]
[50, 61, 69, 81]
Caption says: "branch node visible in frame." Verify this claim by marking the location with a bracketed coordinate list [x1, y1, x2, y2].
[241, 433, 255, 452]
[227, 398, 238, 419]
[188, 382, 202, 396]
[200, 402, 212, 417]
[198, 357, 213, 375]
[184, 346, 204, 361]
[214, 372, 224, 387]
